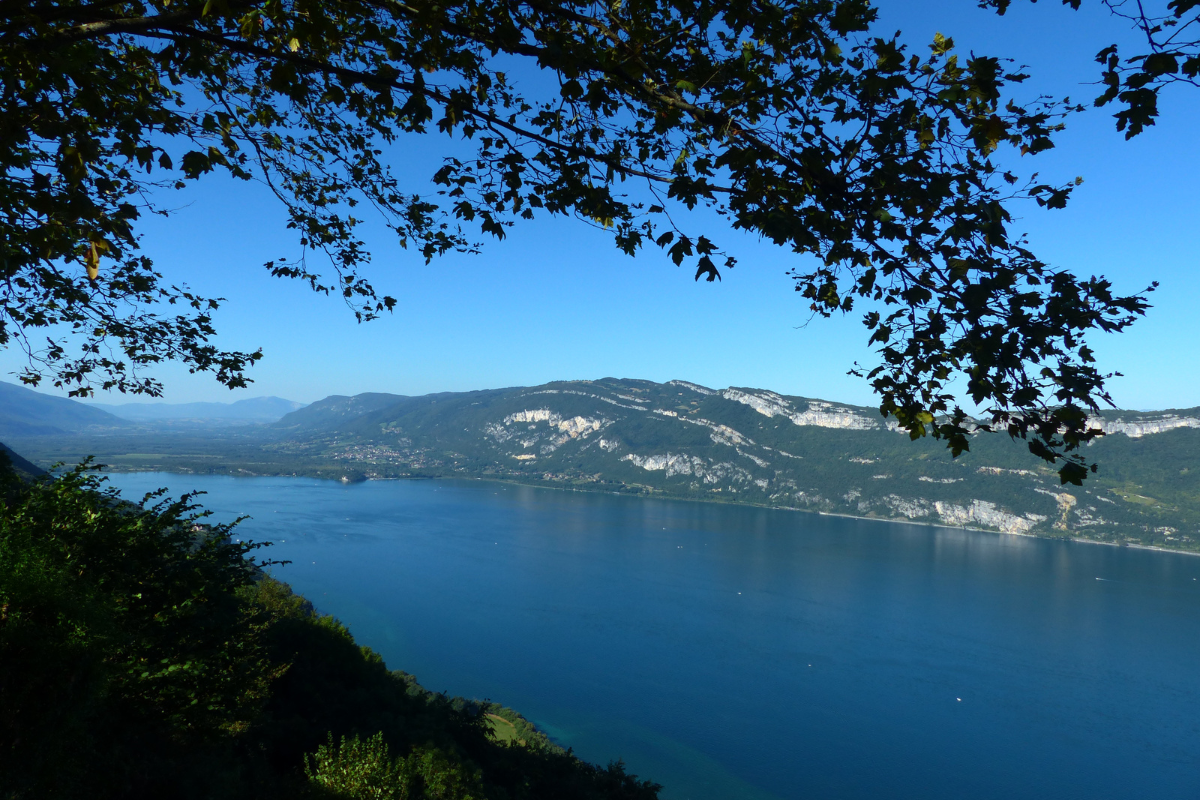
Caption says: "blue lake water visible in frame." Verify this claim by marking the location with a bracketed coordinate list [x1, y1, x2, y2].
[105, 473, 1200, 799]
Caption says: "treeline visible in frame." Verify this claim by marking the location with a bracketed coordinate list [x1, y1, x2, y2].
[0, 456, 659, 800]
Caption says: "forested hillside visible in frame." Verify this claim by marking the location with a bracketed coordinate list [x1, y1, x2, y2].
[0, 462, 659, 799]
[5, 378, 1199, 551]
[270, 379, 1199, 550]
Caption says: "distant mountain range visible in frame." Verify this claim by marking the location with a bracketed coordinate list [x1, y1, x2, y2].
[92, 396, 307, 422]
[0, 381, 305, 436]
[0, 381, 133, 437]
[3, 378, 1198, 551]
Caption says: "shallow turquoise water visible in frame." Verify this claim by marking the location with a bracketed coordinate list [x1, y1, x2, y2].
[106, 473, 1200, 800]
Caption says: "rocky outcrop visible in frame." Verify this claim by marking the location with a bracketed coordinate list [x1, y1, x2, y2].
[487, 409, 610, 453]
[934, 500, 1047, 534]
[620, 452, 756, 485]
[679, 416, 754, 447]
[1089, 415, 1200, 438]
[977, 466, 1036, 477]
[505, 409, 557, 425]
[882, 495, 1047, 534]
[523, 389, 646, 411]
[1035, 488, 1078, 530]
[722, 389, 879, 430]
[301, 378, 1196, 551]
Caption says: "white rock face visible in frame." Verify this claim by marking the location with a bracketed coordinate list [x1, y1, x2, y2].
[721, 388, 792, 417]
[738, 449, 770, 468]
[483, 422, 513, 442]
[722, 389, 879, 430]
[487, 408, 610, 453]
[977, 466, 1036, 477]
[884, 495, 931, 519]
[620, 453, 754, 484]
[622, 453, 661, 470]
[557, 415, 606, 437]
[789, 401, 879, 430]
[1088, 415, 1200, 438]
[505, 409, 557, 425]
[523, 389, 645, 411]
[494, 409, 607, 438]
[621, 453, 683, 473]
[935, 500, 1047, 534]
[677, 415, 754, 446]
[1035, 488, 1077, 530]
[883, 496, 1047, 534]
[702, 461, 754, 485]
[708, 424, 752, 447]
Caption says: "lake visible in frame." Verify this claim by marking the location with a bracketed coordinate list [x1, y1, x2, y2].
[104, 473, 1200, 800]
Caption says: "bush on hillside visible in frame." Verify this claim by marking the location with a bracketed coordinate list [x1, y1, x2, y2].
[0, 462, 661, 800]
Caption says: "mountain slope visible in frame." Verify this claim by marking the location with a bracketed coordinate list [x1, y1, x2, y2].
[282, 378, 1200, 550]
[0, 441, 44, 481]
[8, 376, 1197, 550]
[93, 396, 306, 422]
[0, 381, 131, 437]
[272, 392, 412, 433]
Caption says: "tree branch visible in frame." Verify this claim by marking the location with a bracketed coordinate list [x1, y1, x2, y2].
[139, 25, 736, 193]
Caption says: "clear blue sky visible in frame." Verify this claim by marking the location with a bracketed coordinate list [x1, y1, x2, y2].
[4, 1, 1197, 410]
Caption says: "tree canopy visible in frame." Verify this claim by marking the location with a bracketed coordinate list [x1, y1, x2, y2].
[984, 0, 1200, 137]
[0, 0, 1160, 481]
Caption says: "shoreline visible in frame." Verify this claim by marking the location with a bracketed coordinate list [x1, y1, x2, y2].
[810, 507, 1200, 556]
[423, 473, 1200, 557]
[98, 465, 1200, 558]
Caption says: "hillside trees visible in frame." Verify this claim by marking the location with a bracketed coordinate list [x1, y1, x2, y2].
[0, 0, 1157, 481]
[0, 464, 278, 796]
[0, 463, 663, 798]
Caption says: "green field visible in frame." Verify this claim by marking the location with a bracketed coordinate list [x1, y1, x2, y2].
[486, 713, 520, 745]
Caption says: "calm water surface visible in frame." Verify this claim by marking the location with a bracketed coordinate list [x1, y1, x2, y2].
[106, 473, 1200, 800]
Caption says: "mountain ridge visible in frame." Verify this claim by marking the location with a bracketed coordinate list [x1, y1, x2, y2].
[0, 381, 131, 437]
[92, 396, 306, 422]
[264, 378, 1200, 550]
[5, 377, 1199, 551]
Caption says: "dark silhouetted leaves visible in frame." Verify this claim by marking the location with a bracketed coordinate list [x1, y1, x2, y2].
[1, 0, 1154, 478]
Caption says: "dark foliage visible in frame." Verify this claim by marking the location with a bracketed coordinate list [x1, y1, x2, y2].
[0, 467, 660, 800]
[0, 464, 275, 799]
[984, 0, 1200, 137]
[0, 0, 1155, 481]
